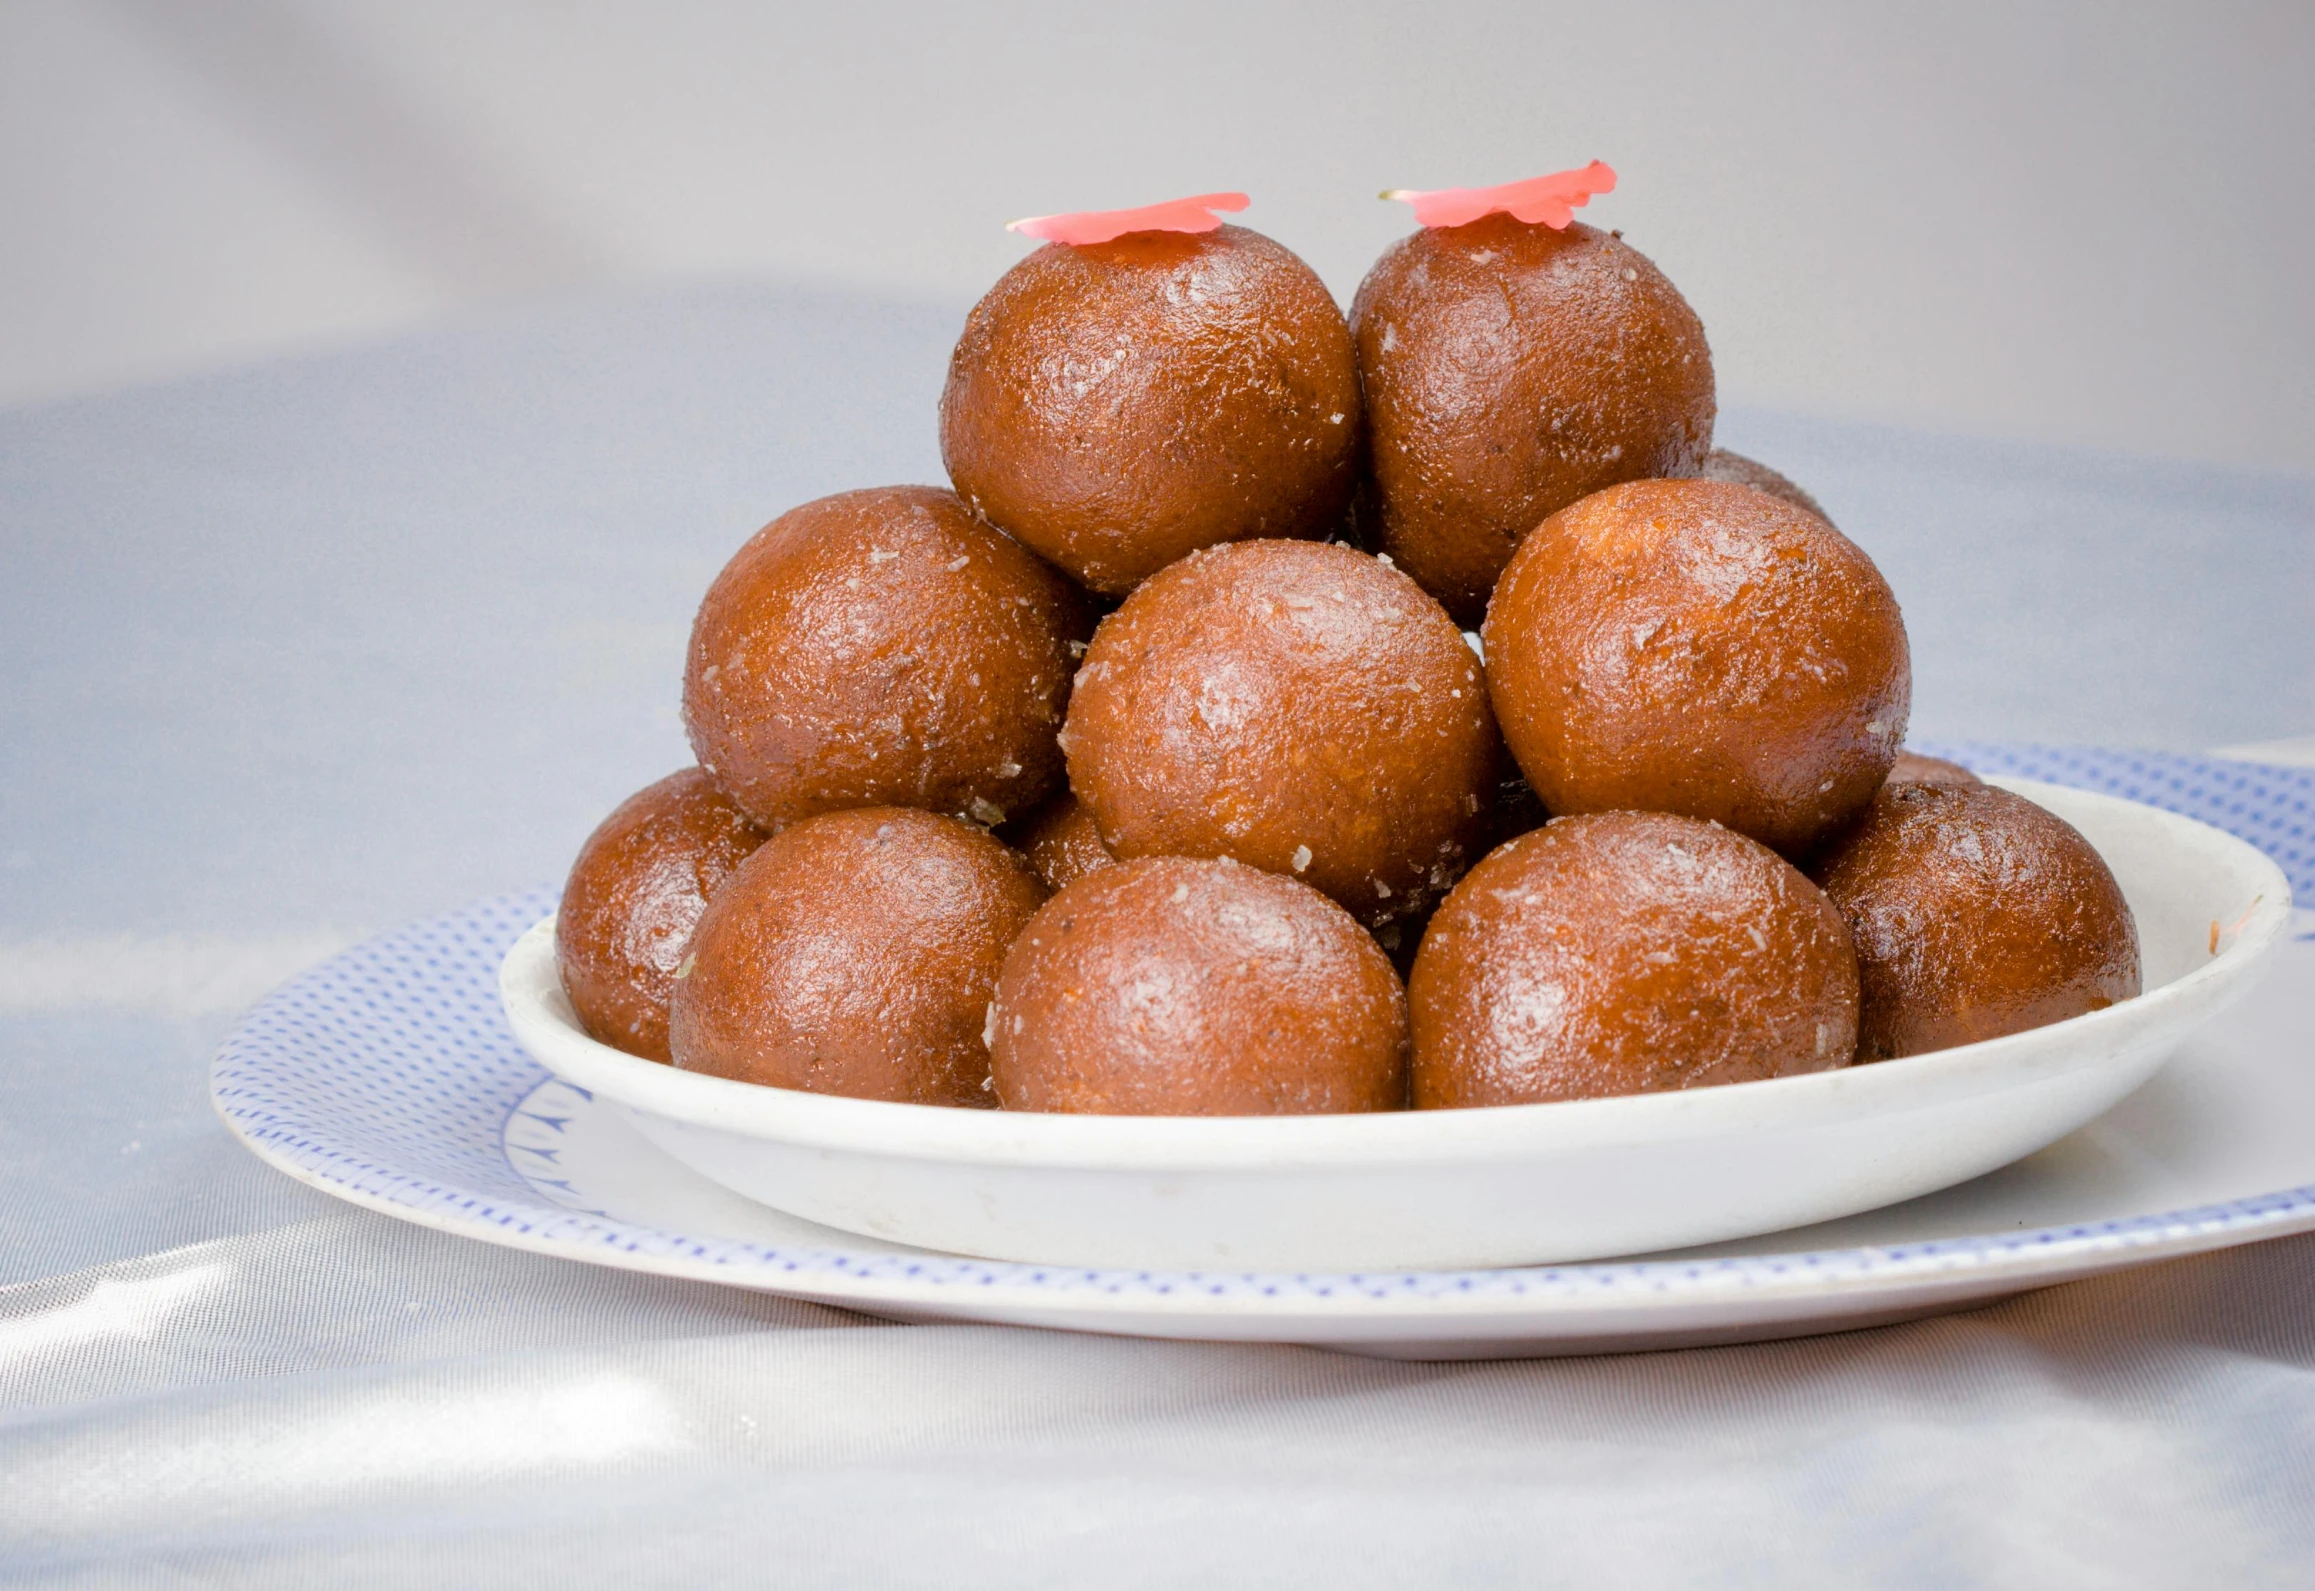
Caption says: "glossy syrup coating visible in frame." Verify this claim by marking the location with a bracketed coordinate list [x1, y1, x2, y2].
[1483, 478, 1910, 857]
[1811, 782, 2141, 1061]
[668, 807, 1046, 1106]
[989, 857, 1408, 1115]
[1885, 750, 1980, 787]
[1411, 812, 1859, 1108]
[940, 225, 1361, 595]
[684, 486, 1092, 831]
[1696, 448, 1833, 525]
[556, 768, 768, 1062]
[1064, 539, 1500, 931]
[1013, 792, 1114, 893]
[1351, 217, 1715, 623]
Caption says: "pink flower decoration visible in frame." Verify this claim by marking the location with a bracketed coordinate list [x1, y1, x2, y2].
[1007, 192, 1252, 246]
[1382, 162, 1617, 231]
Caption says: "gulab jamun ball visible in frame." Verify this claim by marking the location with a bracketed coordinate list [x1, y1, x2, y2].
[1885, 750, 1980, 788]
[1064, 538, 1499, 930]
[1483, 477, 1910, 857]
[940, 225, 1360, 595]
[1811, 782, 2141, 1061]
[556, 768, 767, 1062]
[1411, 812, 1859, 1108]
[1014, 792, 1114, 893]
[1695, 448, 1832, 524]
[684, 486, 1091, 831]
[989, 857, 1407, 1115]
[1351, 217, 1715, 623]
[668, 807, 1046, 1106]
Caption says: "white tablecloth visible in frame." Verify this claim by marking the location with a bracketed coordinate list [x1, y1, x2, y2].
[3, 281, 2312, 1586]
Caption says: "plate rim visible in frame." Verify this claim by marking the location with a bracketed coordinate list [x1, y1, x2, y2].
[494, 778, 2292, 1173]
[209, 769, 2315, 1329]
[210, 1064, 2315, 1322]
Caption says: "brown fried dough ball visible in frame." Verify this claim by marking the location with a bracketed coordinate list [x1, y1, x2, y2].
[668, 808, 1046, 1105]
[1811, 782, 2141, 1060]
[683, 486, 1091, 832]
[1696, 448, 1833, 524]
[989, 857, 1407, 1115]
[1064, 539, 1499, 931]
[941, 225, 1360, 595]
[1351, 217, 1715, 623]
[556, 768, 768, 1062]
[1014, 792, 1115, 893]
[1482, 478, 1910, 857]
[1411, 812, 1859, 1107]
[1885, 750, 1981, 788]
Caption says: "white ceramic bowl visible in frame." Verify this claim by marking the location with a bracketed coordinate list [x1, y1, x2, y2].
[499, 778, 2289, 1272]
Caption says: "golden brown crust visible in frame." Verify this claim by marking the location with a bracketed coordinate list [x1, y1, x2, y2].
[556, 768, 768, 1063]
[1884, 750, 1980, 788]
[1410, 812, 1859, 1107]
[1014, 792, 1115, 893]
[989, 857, 1408, 1115]
[668, 808, 1046, 1105]
[1695, 448, 1832, 524]
[1482, 477, 1910, 857]
[1351, 217, 1716, 624]
[941, 225, 1361, 595]
[683, 486, 1092, 831]
[1811, 783, 2141, 1060]
[1064, 539, 1500, 930]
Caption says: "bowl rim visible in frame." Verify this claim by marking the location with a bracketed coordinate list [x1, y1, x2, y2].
[498, 777, 2292, 1171]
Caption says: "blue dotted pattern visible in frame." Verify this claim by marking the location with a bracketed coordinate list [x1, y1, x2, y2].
[210, 748, 2315, 1306]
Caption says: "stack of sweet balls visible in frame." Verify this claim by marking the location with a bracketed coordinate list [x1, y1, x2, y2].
[555, 169, 2142, 1118]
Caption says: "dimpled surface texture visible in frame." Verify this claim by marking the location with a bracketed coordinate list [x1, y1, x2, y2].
[1697, 447, 1834, 525]
[1351, 217, 1715, 623]
[555, 767, 767, 1062]
[989, 857, 1408, 1116]
[668, 807, 1046, 1106]
[940, 225, 1361, 595]
[683, 486, 1091, 831]
[1015, 792, 1115, 893]
[1411, 811, 1859, 1108]
[1812, 782, 2142, 1061]
[1065, 539, 1499, 930]
[1483, 478, 1910, 857]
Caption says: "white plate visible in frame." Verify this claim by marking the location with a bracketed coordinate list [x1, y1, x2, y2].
[210, 747, 2315, 1357]
[498, 778, 2288, 1272]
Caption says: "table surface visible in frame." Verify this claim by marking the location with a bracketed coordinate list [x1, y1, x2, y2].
[3, 281, 2313, 1586]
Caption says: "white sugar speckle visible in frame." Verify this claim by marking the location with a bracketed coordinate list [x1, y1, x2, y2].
[1291, 845, 1312, 873]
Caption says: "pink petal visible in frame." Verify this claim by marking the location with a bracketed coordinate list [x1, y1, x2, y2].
[1007, 192, 1252, 246]
[1383, 162, 1617, 231]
